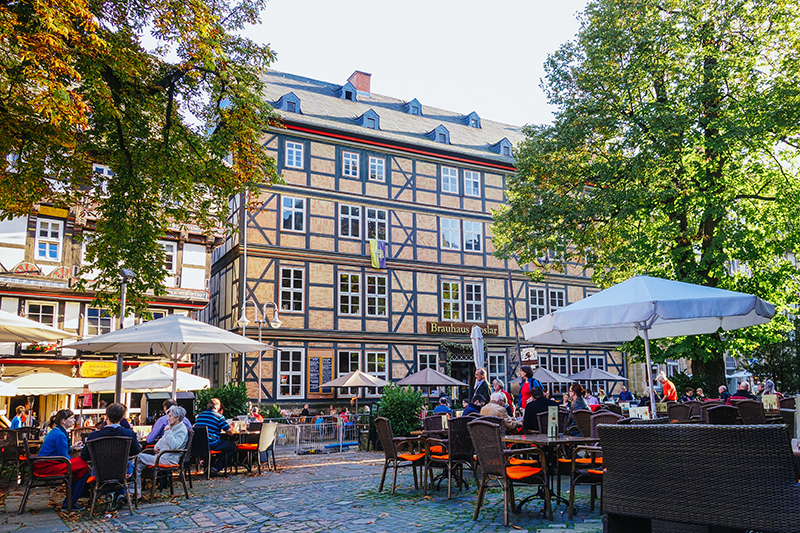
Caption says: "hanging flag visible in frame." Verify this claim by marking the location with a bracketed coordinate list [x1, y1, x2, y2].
[369, 239, 386, 269]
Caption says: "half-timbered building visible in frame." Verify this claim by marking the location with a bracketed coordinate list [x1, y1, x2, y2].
[197, 71, 627, 407]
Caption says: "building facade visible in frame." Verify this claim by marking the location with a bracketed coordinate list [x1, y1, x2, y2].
[197, 71, 626, 406]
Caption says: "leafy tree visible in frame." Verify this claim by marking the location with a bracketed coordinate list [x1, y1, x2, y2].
[375, 384, 424, 437]
[493, 0, 800, 384]
[0, 0, 281, 315]
[744, 319, 800, 394]
[195, 382, 249, 418]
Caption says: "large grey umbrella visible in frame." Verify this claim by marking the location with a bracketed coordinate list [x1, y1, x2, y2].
[568, 367, 628, 382]
[523, 275, 776, 410]
[69, 314, 271, 399]
[396, 367, 467, 400]
[321, 370, 389, 418]
[532, 367, 574, 384]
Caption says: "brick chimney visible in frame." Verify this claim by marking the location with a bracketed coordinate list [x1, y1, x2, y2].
[347, 71, 371, 96]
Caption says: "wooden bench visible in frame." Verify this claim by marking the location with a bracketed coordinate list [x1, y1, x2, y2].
[598, 424, 800, 533]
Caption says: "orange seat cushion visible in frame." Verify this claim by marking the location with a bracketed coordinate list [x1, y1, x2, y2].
[576, 457, 603, 465]
[506, 465, 543, 480]
[237, 444, 258, 450]
[429, 445, 444, 454]
[398, 452, 425, 462]
[508, 457, 538, 466]
[430, 454, 449, 460]
[587, 469, 605, 475]
[19, 455, 27, 462]
[87, 476, 96, 483]
[209, 450, 221, 455]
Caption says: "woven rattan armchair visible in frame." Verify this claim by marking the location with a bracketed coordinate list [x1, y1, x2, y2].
[599, 424, 800, 533]
[141, 429, 193, 503]
[736, 399, 767, 424]
[72, 427, 95, 445]
[602, 404, 623, 416]
[568, 444, 603, 519]
[536, 409, 570, 435]
[18, 434, 73, 514]
[683, 400, 703, 420]
[467, 418, 551, 525]
[375, 417, 425, 495]
[666, 403, 691, 422]
[423, 416, 478, 499]
[781, 397, 796, 409]
[617, 416, 670, 425]
[85, 436, 135, 517]
[571, 409, 592, 437]
[423, 415, 444, 432]
[706, 405, 739, 425]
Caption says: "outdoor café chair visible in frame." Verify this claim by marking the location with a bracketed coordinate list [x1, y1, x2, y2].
[568, 444, 604, 519]
[18, 434, 74, 514]
[736, 399, 767, 424]
[707, 405, 739, 425]
[140, 429, 193, 503]
[781, 397, 796, 409]
[190, 426, 224, 479]
[423, 415, 478, 499]
[72, 427, 95, 445]
[237, 422, 277, 474]
[684, 400, 703, 419]
[85, 436, 135, 517]
[572, 409, 592, 437]
[0, 429, 23, 485]
[555, 411, 620, 497]
[467, 418, 551, 525]
[667, 403, 691, 422]
[375, 417, 425, 495]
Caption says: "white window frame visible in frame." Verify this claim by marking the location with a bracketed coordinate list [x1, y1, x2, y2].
[277, 348, 304, 399]
[338, 273, 361, 316]
[280, 267, 304, 312]
[441, 166, 459, 194]
[441, 281, 461, 321]
[464, 282, 484, 322]
[365, 351, 388, 397]
[463, 221, 482, 252]
[464, 170, 480, 197]
[589, 355, 605, 371]
[551, 355, 569, 394]
[338, 350, 360, 396]
[281, 196, 305, 232]
[366, 207, 387, 241]
[366, 274, 387, 317]
[35, 219, 63, 261]
[285, 141, 304, 169]
[368, 156, 385, 182]
[159, 241, 176, 273]
[571, 355, 588, 375]
[419, 352, 438, 371]
[86, 307, 114, 336]
[530, 287, 547, 320]
[26, 301, 56, 327]
[487, 352, 506, 387]
[141, 309, 167, 323]
[339, 204, 361, 239]
[549, 288, 566, 311]
[343, 151, 359, 177]
[441, 218, 461, 250]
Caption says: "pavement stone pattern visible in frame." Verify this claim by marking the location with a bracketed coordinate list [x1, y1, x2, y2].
[1, 451, 602, 533]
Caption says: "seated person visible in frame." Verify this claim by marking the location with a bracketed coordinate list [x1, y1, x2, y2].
[480, 392, 521, 432]
[249, 406, 264, 422]
[462, 394, 486, 416]
[135, 405, 189, 498]
[522, 387, 557, 433]
[193, 398, 236, 476]
[146, 399, 192, 444]
[618, 386, 634, 402]
[719, 385, 731, 401]
[680, 387, 695, 403]
[37, 410, 90, 511]
[695, 388, 707, 401]
[432, 396, 453, 416]
[727, 381, 756, 404]
[11, 405, 27, 429]
[81, 403, 141, 463]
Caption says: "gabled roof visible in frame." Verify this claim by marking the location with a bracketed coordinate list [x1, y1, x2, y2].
[260, 71, 522, 166]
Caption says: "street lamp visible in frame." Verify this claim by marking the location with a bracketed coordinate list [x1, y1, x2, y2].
[237, 299, 281, 404]
[116, 267, 136, 403]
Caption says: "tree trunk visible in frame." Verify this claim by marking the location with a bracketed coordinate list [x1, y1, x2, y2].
[691, 357, 726, 389]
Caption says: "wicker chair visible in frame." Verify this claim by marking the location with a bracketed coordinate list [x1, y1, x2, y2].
[617, 417, 670, 425]
[0, 429, 23, 484]
[589, 412, 623, 438]
[781, 397, 796, 409]
[375, 417, 425, 495]
[423, 416, 478, 499]
[141, 429, 193, 503]
[571, 409, 593, 437]
[568, 444, 603, 519]
[236, 423, 277, 474]
[599, 424, 800, 533]
[706, 405, 739, 425]
[72, 427, 96, 445]
[666, 403, 691, 422]
[736, 399, 767, 424]
[684, 400, 703, 420]
[602, 404, 623, 416]
[18, 434, 74, 514]
[467, 418, 551, 525]
[85, 436, 135, 517]
[423, 415, 444, 432]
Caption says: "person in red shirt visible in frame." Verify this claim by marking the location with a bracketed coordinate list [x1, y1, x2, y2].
[656, 372, 677, 402]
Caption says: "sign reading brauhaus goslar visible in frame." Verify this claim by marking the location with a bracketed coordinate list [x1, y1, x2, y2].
[426, 322, 499, 336]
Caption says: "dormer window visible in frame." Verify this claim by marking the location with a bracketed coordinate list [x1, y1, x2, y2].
[340, 82, 357, 102]
[491, 138, 514, 157]
[277, 92, 302, 114]
[464, 111, 481, 129]
[406, 98, 423, 116]
[357, 109, 380, 130]
[428, 125, 450, 144]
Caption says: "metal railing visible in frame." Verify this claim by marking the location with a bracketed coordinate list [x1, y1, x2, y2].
[261, 413, 373, 455]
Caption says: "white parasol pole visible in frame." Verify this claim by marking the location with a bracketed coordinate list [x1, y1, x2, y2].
[637, 318, 658, 414]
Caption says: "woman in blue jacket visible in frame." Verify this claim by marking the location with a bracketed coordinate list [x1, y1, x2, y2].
[35, 409, 90, 511]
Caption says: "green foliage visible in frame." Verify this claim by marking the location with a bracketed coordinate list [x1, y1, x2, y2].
[669, 372, 717, 400]
[375, 384, 424, 437]
[744, 320, 800, 394]
[195, 382, 249, 418]
[261, 404, 286, 423]
[493, 0, 800, 383]
[0, 0, 282, 316]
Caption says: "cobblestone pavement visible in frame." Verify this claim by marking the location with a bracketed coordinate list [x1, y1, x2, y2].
[1, 451, 602, 533]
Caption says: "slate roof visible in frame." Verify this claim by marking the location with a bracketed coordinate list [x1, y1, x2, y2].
[261, 71, 523, 166]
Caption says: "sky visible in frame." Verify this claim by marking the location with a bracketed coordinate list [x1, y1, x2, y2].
[240, 0, 589, 128]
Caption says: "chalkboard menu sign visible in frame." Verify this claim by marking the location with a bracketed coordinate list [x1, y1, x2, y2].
[308, 349, 334, 398]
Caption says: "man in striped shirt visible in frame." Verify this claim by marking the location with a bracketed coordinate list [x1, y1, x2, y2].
[193, 398, 236, 475]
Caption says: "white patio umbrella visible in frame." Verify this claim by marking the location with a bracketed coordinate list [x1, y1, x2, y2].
[396, 367, 467, 400]
[471, 325, 485, 370]
[523, 275, 776, 410]
[0, 309, 74, 343]
[87, 363, 210, 393]
[9, 373, 88, 396]
[0, 380, 18, 397]
[69, 315, 271, 399]
[568, 367, 628, 382]
[321, 370, 389, 417]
